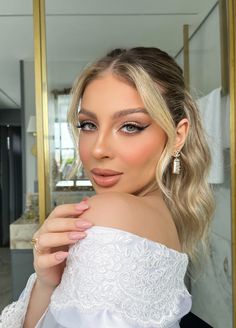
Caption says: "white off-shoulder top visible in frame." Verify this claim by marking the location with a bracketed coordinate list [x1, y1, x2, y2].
[0, 226, 192, 328]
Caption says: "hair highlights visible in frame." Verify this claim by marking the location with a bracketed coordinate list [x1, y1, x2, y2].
[67, 47, 215, 278]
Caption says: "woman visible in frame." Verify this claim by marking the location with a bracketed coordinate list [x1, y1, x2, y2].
[0, 47, 214, 328]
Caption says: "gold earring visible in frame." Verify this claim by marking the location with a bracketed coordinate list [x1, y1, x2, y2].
[172, 150, 181, 174]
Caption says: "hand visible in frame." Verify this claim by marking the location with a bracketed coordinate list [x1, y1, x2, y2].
[32, 200, 93, 289]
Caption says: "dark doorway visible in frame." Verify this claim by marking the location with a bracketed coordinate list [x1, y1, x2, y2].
[0, 125, 22, 246]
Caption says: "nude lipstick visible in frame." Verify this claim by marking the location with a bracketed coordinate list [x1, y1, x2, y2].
[91, 168, 123, 187]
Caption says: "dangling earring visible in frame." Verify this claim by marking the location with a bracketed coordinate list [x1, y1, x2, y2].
[172, 150, 181, 174]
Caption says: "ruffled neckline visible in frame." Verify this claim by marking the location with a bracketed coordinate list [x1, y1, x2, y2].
[87, 225, 188, 258]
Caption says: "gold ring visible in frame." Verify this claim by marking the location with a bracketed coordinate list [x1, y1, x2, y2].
[31, 237, 42, 254]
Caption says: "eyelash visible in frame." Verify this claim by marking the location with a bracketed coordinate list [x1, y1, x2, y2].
[77, 121, 96, 131]
[77, 121, 149, 134]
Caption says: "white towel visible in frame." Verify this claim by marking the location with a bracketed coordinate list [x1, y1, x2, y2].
[221, 94, 230, 148]
[196, 87, 224, 184]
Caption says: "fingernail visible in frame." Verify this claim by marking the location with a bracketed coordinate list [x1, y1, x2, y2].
[75, 202, 89, 210]
[55, 252, 68, 261]
[76, 221, 93, 228]
[69, 232, 87, 240]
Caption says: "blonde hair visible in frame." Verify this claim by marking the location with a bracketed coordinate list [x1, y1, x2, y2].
[68, 47, 215, 277]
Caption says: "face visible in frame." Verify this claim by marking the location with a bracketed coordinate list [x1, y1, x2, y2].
[78, 73, 167, 195]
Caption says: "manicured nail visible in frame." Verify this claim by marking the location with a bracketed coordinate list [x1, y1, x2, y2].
[69, 232, 87, 240]
[75, 202, 89, 210]
[75, 220, 93, 228]
[55, 252, 68, 261]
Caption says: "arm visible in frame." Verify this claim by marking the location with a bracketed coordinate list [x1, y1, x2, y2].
[23, 201, 93, 328]
[0, 201, 93, 328]
[23, 280, 54, 328]
[0, 274, 36, 328]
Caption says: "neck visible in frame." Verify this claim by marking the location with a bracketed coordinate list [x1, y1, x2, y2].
[135, 180, 161, 198]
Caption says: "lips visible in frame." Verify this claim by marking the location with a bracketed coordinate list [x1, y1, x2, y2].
[91, 168, 122, 176]
[91, 168, 123, 187]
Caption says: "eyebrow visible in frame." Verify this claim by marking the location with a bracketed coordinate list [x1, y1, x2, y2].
[78, 107, 149, 119]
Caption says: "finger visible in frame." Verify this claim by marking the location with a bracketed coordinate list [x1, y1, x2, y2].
[47, 201, 90, 220]
[41, 217, 94, 233]
[33, 244, 69, 256]
[35, 251, 69, 269]
[37, 231, 87, 250]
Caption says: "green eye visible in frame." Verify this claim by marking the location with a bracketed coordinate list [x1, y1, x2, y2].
[77, 121, 97, 131]
[121, 123, 148, 134]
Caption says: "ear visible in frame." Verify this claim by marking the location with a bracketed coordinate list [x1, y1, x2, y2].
[173, 118, 190, 152]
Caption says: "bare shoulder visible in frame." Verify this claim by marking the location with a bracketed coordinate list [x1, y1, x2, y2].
[80, 192, 139, 228]
[80, 192, 182, 252]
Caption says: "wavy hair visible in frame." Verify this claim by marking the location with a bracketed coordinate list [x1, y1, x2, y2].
[67, 47, 215, 277]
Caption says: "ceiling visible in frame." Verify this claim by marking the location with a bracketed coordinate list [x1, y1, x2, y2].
[0, 0, 217, 109]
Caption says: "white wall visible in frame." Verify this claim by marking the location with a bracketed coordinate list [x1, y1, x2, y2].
[177, 4, 232, 327]
[23, 61, 36, 194]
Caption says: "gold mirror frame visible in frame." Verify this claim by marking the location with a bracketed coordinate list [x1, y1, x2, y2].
[33, 0, 50, 222]
[229, 0, 236, 325]
[33, 0, 236, 325]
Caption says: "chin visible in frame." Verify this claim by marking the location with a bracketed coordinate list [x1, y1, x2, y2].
[93, 186, 120, 194]
[94, 186, 139, 196]
[92, 184, 124, 194]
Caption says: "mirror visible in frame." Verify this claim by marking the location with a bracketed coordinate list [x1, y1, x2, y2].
[0, 1, 233, 327]
[0, 0, 38, 308]
[42, 1, 233, 327]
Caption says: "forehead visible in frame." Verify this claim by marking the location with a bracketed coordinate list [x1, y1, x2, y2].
[81, 74, 144, 110]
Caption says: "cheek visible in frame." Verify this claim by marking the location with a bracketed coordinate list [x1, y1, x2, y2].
[78, 135, 90, 165]
[118, 137, 165, 167]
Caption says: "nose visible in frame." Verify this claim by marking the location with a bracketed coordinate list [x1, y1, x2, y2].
[91, 131, 113, 160]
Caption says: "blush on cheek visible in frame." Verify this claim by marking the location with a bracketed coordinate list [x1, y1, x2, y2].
[119, 141, 163, 165]
[78, 140, 89, 165]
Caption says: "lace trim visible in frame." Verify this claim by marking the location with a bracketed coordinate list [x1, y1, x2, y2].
[85, 226, 188, 256]
[50, 227, 192, 328]
[0, 273, 37, 328]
